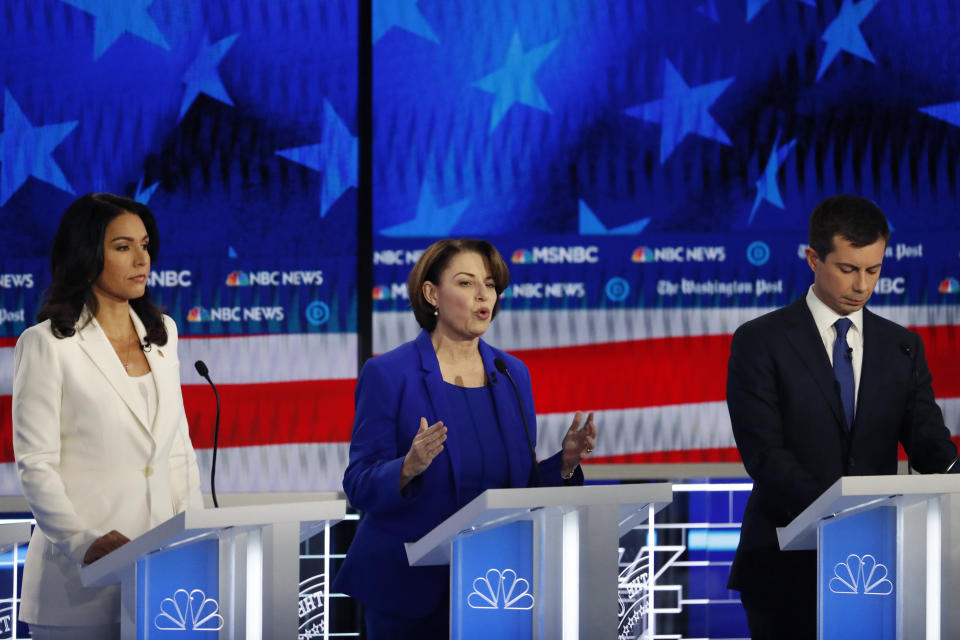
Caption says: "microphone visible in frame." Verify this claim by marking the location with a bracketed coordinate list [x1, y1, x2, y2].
[194, 360, 221, 508]
[140, 341, 152, 353]
[844, 347, 853, 362]
[494, 357, 542, 487]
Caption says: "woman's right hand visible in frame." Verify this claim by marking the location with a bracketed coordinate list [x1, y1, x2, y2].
[399, 417, 447, 490]
[83, 530, 130, 565]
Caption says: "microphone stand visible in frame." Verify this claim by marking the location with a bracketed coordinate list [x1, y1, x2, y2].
[194, 361, 221, 508]
[494, 358, 542, 487]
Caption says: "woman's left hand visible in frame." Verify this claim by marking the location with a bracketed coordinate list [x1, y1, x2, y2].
[561, 411, 597, 478]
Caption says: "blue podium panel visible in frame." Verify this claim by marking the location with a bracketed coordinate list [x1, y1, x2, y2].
[819, 507, 897, 640]
[452, 520, 535, 640]
[137, 539, 221, 639]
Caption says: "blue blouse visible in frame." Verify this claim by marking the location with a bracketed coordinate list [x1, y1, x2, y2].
[442, 381, 510, 506]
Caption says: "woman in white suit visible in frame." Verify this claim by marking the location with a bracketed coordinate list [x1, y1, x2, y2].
[12, 193, 204, 639]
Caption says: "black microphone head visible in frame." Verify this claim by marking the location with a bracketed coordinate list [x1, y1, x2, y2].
[194, 360, 209, 378]
[494, 357, 508, 374]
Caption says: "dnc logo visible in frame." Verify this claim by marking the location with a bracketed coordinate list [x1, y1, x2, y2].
[939, 277, 959, 294]
[187, 307, 211, 322]
[467, 569, 535, 610]
[154, 588, 223, 631]
[746, 241, 771, 266]
[828, 554, 893, 596]
[631, 247, 655, 263]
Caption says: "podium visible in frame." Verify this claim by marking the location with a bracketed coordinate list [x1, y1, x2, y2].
[777, 475, 960, 640]
[1, 520, 32, 635]
[406, 484, 673, 639]
[80, 500, 345, 639]
[0, 521, 31, 553]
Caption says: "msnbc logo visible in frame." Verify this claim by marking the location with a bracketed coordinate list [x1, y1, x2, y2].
[939, 277, 960, 294]
[511, 246, 599, 264]
[187, 307, 211, 322]
[372, 285, 391, 300]
[225, 271, 250, 286]
[631, 247, 655, 263]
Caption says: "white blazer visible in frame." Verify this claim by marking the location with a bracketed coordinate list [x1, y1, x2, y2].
[12, 308, 204, 626]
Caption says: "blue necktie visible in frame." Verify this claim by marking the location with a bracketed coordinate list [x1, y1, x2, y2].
[833, 318, 855, 429]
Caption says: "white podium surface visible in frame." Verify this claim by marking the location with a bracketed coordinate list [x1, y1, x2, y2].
[0, 521, 31, 554]
[777, 475, 960, 551]
[777, 475, 960, 640]
[407, 484, 673, 639]
[80, 500, 345, 640]
[407, 484, 672, 566]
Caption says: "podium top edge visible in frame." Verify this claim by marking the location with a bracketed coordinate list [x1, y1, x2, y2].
[405, 484, 674, 566]
[0, 522, 32, 546]
[777, 475, 960, 551]
[836, 474, 960, 495]
[474, 483, 674, 509]
[79, 500, 346, 587]
[183, 500, 347, 528]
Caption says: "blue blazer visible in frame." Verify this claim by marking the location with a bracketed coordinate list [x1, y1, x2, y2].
[334, 331, 582, 616]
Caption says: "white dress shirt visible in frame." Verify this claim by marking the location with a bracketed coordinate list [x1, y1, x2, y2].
[806, 285, 864, 409]
[132, 371, 158, 430]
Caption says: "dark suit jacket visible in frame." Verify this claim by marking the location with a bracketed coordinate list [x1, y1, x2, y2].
[334, 330, 582, 616]
[726, 297, 956, 600]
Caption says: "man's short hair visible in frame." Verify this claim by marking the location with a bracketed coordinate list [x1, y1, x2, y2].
[808, 194, 890, 260]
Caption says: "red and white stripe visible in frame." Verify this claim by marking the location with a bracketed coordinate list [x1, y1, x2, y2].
[0, 333, 356, 493]
[1, 304, 959, 493]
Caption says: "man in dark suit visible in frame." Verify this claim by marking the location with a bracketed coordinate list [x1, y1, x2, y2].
[726, 194, 958, 639]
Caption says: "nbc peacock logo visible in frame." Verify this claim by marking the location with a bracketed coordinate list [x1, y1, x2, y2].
[154, 588, 223, 631]
[467, 569, 535, 610]
[372, 285, 391, 300]
[511, 249, 533, 264]
[631, 246, 655, 263]
[939, 277, 959, 294]
[225, 271, 250, 286]
[187, 307, 211, 322]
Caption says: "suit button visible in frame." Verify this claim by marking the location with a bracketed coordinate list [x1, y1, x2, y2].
[144, 466, 154, 477]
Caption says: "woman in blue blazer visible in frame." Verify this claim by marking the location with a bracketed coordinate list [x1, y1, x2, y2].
[335, 238, 597, 639]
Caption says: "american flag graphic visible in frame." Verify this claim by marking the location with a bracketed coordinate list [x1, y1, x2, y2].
[3, 0, 960, 495]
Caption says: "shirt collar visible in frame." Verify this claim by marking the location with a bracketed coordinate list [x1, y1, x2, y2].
[806, 285, 863, 337]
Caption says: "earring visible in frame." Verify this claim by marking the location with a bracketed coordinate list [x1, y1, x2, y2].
[433, 307, 439, 316]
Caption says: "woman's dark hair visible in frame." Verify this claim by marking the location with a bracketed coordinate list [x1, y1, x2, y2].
[407, 238, 511, 332]
[809, 194, 890, 260]
[38, 193, 168, 345]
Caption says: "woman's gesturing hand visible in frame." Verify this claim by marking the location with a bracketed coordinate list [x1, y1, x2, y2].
[561, 411, 597, 479]
[83, 530, 131, 565]
[400, 417, 447, 490]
